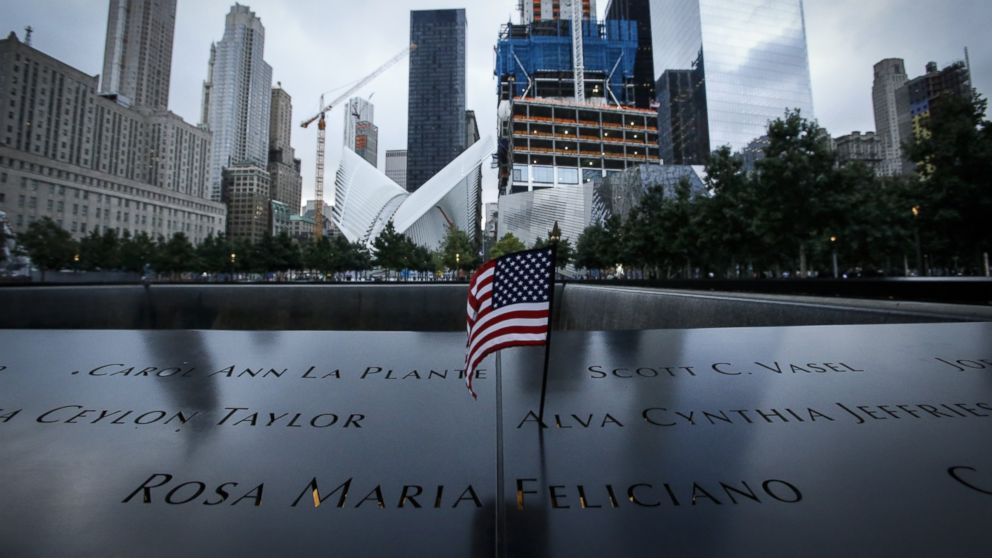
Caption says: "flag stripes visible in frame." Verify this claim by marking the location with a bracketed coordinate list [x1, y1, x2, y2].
[465, 248, 553, 398]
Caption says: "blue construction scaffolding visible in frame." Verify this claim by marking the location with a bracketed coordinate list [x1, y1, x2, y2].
[495, 19, 639, 105]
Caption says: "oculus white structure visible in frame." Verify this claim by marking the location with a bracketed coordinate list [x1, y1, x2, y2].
[332, 136, 494, 250]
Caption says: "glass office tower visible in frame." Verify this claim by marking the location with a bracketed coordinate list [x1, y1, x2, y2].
[650, 0, 814, 163]
[406, 9, 467, 192]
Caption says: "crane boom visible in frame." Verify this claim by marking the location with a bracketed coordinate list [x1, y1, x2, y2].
[567, 0, 585, 102]
[300, 44, 414, 239]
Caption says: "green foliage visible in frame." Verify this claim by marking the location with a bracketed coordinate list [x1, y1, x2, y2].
[906, 92, 992, 270]
[488, 233, 526, 260]
[155, 233, 196, 275]
[575, 216, 621, 272]
[16, 217, 77, 278]
[119, 231, 157, 273]
[753, 109, 838, 274]
[441, 226, 479, 271]
[697, 147, 757, 273]
[531, 234, 574, 271]
[371, 221, 413, 273]
[195, 233, 234, 273]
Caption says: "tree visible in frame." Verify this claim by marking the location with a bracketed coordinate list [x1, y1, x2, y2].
[303, 237, 335, 277]
[275, 232, 302, 272]
[371, 221, 413, 276]
[120, 231, 157, 273]
[620, 185, 669, 276]
[16, 217, 76, 280]
[155, 232, 196, 275]
[341, 238, 372, 276]
[662, 178, 698, 278]
[697, 146, 759, 276]
[409, 243, 436, 274]
[195, 233, 234, 273]
[753, 109, 839, 276]
[78, 229, 123, 271]
[489, 233, 526, 260]
[906, 92, 992, 272]
[575, 216, 622, 274]
[532, 234, 575, 271]
[441, 226, 478, 272]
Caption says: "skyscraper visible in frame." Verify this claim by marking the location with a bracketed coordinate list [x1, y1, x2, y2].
[872, 59, 908, 176]
[406, 9, 466, 192]
[344, 97, 378, 168]
[268, 85, 303, 214]
[201, 4, 273, 202]
[895, 61, 972, 174]
[344, 97, 373, 150]
[385, 150, 408, 188]
[100, 0, 177, 109]
[354, 121, 379, 168]
[651, 0, 815, 162]
[605, 0, 655, 109]
[0, 33, 225, 242]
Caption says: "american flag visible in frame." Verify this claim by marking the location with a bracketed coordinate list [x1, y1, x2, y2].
[465, 247, 554, 399]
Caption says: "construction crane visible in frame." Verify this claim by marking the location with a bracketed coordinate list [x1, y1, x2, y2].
[300, 44, 415, 238]
[565, 0, 585, 102]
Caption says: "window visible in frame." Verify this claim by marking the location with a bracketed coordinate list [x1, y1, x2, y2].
[532, 165, 554, 184]
[512, 166, 526, 182]
[558, 167, 578, 184]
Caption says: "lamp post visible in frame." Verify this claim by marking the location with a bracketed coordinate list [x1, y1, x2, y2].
[911, 205, 922, 276]
[830, 236, 838, 279]
[549, 221, 561, 278]
[229, 252, 237, 281]
[549, 221, 562, 244]
[455, 252, 460, 281]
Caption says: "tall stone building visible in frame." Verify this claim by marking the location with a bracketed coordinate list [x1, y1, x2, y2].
[201, 4, 272, 202]
[100, 0, 176, 109]
[202, 4, 273, 241]
[0, 33, 224, 242]
[406, 9, 466, 191]
[833, 131, 883, 173]
[268, 85, 302, 214]
[872, 59, 908, 176]
[221, 166, 271, 243]
[384, 150, 407, 188]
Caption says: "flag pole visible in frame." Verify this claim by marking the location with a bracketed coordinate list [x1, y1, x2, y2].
[495, 351, 506, 558]
[537, 242, 557, 424]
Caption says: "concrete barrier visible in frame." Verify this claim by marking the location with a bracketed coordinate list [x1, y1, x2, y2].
[1, 283, 989, 331]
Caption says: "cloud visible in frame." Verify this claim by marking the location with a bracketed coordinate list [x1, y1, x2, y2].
[2, 0, 990, 210]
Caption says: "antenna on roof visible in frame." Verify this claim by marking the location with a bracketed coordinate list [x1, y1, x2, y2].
[24, 26, 33, 46]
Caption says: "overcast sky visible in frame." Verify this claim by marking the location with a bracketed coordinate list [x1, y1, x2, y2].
[2, 0, 990, 209]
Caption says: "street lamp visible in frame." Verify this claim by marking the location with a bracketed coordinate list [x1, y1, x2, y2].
[549, 221, 562, 244]
[829, 236, 838, 279]
[911, 205, 923, 276]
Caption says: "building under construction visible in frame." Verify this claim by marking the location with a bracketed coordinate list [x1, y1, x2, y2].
[494, 16, 658, 195]
[499, 97, 659, 194]
[495, 19, 639, 105]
